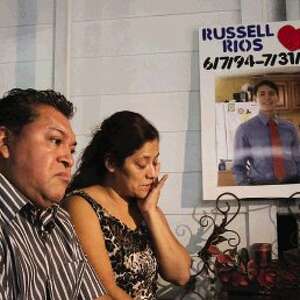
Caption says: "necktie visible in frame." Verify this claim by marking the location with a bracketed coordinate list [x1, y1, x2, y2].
[268, 119, 286, 182]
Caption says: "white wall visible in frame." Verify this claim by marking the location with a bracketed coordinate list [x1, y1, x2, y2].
[286, 0, 300, 20]
[0, 0, 54, 94]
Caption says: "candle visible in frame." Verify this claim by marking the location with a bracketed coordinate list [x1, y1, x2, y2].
[252, 243, 272, 268]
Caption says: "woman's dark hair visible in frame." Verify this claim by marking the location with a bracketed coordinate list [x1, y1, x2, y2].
[0, 88, 74, 134]
[67, 111, 159, 192]
[253, 80, 279, 96]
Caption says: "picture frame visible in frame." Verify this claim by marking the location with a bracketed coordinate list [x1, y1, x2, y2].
[199, 20, 300, 200]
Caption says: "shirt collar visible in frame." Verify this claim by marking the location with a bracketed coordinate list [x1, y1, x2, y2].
[20, 202, 58, 235]
[258, 112, 279, 126]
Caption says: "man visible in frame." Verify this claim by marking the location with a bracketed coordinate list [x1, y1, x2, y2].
[232, 80, 300, 185]
[0, 88, 111, 299]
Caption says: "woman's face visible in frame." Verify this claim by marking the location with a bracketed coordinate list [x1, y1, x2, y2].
[112, 139, 160, 199]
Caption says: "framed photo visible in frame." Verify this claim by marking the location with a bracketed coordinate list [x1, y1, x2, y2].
[199, 20, 300, 200]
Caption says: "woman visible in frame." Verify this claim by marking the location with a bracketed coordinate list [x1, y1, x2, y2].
[64, 111, 191, 300]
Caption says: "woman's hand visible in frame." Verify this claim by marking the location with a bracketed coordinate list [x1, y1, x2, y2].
[135, 172, 191, 286]
[137, 174, 168, 215]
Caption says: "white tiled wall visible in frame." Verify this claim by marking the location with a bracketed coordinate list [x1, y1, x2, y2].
[0, 1, 54, 95]
[72, 0, 240, 21]
[100, 92, 201, 131]
[0, 25, 52, 63]
[0, 0, 53, 26]
[71, 52, 200, 95]
[71, 11, 240, 57]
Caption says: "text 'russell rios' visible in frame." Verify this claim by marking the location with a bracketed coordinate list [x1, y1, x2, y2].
[201, 24, 274, 53]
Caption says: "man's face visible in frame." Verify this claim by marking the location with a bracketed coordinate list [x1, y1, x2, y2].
[1, 105, 76, 208]
[255, 84, 279, 114]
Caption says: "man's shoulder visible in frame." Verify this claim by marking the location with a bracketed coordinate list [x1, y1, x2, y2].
[55, 206, 88, 261]
[237, 115, 260, 131]
[57, 205, 70, 218]
[56, 206, 79, 237]
[0, 213, 6, 235]
[0, 194, 13, 228]
[0, 210, 8, 250]
[278, 118, 297, 131]
[0, 174, 28, 223]
[56, 206, 74, 227]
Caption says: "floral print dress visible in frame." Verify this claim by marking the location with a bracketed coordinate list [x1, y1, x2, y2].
[69, 190, 158, 300]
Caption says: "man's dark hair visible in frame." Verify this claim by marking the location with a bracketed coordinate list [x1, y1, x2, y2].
[0, 88, 74, 134]
[253, 80, 279, 96]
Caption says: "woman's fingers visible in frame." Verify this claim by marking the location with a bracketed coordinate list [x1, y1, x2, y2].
[157, 174, 168, 190]
[150, 174, 168, 194]
[155, 162, 161, 177]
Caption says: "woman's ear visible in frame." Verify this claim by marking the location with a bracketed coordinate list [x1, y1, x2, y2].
[0, 127, 10, 159]
[104, 155, 116, 173]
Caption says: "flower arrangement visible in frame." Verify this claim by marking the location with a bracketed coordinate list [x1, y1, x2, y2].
[181, 192, 300, 299]
[208, 244, 277, 293]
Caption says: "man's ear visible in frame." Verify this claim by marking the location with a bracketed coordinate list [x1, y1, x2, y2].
[104, 155, 116, 173]
[0, 127, 10, 159]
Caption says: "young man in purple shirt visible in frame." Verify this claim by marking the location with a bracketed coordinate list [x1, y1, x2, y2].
[232, 80, 300, 185]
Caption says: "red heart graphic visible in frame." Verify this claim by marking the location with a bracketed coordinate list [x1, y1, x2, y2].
[277, 25, 300, 51]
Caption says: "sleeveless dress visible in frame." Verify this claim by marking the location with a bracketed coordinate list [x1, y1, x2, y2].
[69, 190, 158, 300]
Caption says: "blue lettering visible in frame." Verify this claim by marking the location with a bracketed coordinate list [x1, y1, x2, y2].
[213, 27, 226, 40]
[202, 28, 212, 41]
[247, 25, 256, 38]
[226, 26, 236, 39]
[240, 39, 252, 52]
[236, 26, 247, 38]
[253, 38, 263, 51]
[223, 39, 234, 52]
[202, 24, 274, 42]
[223, 38, 264, 53]
[265, 24, 274, 37]
[256, 24, 274, 37]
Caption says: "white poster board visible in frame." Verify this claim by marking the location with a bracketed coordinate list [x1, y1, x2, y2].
[199, 20, 300, 200]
